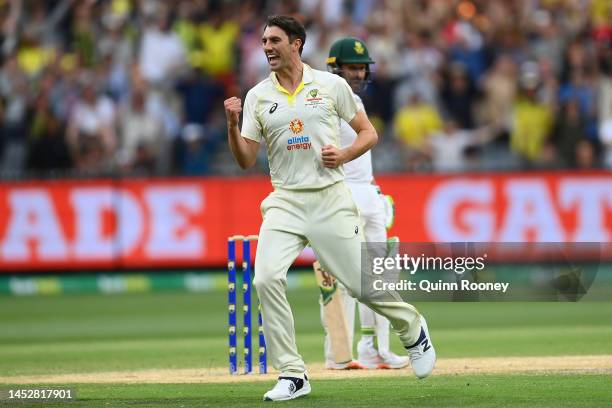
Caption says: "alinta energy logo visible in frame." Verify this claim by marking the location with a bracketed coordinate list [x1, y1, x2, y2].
[287, 118, 311, 151]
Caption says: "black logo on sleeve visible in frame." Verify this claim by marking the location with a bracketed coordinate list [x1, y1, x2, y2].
[355, 226, 359, 235]
[269, 103, 278, 114]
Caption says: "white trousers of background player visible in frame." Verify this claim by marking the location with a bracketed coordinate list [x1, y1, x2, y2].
[322, 183, 391, 363]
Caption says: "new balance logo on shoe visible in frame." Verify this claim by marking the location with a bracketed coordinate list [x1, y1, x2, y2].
[420, 338, 431, 352]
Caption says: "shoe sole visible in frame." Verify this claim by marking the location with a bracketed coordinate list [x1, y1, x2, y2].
[325, 361, 365, 370]
[359, 361, 381, 369]
[378, 361, 410, 369]
[360, 355, 409, 370]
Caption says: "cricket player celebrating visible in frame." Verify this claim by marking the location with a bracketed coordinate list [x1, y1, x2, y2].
[224, 15, 435, 401]
[320, 37, 410, 371]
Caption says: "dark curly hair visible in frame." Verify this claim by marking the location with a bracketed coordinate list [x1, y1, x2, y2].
[265, 15, 306, 55]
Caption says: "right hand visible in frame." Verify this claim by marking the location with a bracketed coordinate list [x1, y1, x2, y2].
[224, 97, 242, 127]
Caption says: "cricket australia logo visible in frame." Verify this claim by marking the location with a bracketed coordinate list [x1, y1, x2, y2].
[305, 88, 324, 107]
[318, 273, 337, 305]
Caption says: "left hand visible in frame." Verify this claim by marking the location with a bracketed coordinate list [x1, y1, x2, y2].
[321, 145, 346, 168]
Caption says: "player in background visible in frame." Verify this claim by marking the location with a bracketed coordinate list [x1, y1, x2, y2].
[320, 37, 409, 370]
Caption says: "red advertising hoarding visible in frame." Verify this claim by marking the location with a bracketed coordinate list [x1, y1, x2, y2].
[0, 171, 610, 272]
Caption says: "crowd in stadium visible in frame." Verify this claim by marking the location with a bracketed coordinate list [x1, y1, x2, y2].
[0, 0, 610, 178]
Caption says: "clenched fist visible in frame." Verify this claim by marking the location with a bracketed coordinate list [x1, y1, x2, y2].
[224, 97, 242, 127]
[322, 144, 347, 168]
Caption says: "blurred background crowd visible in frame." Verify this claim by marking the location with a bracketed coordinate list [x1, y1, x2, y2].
[0, 0, 610, 179]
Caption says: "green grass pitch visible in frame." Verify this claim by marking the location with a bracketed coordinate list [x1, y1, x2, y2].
[1, 272, 611, 407]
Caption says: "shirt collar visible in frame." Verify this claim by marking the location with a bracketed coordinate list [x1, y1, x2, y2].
[269, 63, 314, 87]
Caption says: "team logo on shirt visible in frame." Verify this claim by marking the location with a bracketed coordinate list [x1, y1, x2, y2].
[287, 118, 311, 151]
[289, 118, 304, 134]
[305, 88, 325, 107]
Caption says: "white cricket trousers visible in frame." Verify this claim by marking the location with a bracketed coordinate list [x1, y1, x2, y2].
[253, 181, 421, 377]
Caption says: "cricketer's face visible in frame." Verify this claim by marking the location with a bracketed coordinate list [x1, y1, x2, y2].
[341, 63, 367, 93]
[262, 25, 300, 72]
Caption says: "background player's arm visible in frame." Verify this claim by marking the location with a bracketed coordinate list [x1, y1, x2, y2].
[224, 96, 260, 169]
[322, 110, 378, 168]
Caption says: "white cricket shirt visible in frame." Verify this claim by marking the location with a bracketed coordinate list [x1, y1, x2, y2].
[340, 94, 373, 184]
[241, 64, 359, 190]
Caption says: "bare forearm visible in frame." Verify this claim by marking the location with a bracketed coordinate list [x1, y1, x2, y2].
[227, 123, 257, 169]
[342, 128, 378, 163]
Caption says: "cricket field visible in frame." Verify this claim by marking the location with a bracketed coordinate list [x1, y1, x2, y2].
[1, 271, 611, 407]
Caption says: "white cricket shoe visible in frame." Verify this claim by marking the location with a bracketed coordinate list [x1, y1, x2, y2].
[405, 316, 436, 379]
[324, 360, 364, 370]
[263, 374, 311, 401]
[378, 351, 410, 369]
[357, 340, 382, 369]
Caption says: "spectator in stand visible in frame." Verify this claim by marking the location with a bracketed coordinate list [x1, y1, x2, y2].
[0, 55, 30, 172]
[598, 116, 612, 170]
[445, 14, 486, 83]
[575, 140, 598, 170]
[509, 65, 553, 165]
[393, 93, 443, 170]
[528, 9, 565, 76]
[180, 124, 215, 176]
[70, 1, 97, 68]
[553, 100, 587, 168]
[117, 89, 163, 174]
[16, 33, 55, 77]
[97, 6, 135, 103]
[596, 41, 612, 127]
[66, 79, 117, 169]
[176, 67, 224, 127]
[196, 6, 240, 91]
[481, 55, 517, 129]
[26, 101, 71, 173]
[237, 4, 269, 89]
[394, 93, 443, 149]
[394, 29, 443, 110]
[559, 67, 598, 142]
[138, 11, 188, 85]
[440, 62, 479, 129]
[425, 119, 497, 172]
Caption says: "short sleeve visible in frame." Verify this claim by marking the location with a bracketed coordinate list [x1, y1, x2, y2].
[334, 77, 360, 124]
[241, 90, 262, 142]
